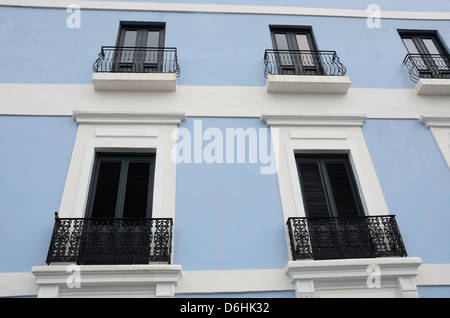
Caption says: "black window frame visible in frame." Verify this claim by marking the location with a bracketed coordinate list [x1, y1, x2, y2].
[114, 21, 166, 73]
[86, 152, 156, 219]
[269, 25, 323, 75]
[116, 21, 166, 48]
[399, 29, 450, 79]
[399, 30, 448, 56]
[295, 154, 365, 218]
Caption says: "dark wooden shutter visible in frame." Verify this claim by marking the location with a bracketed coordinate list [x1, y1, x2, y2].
[87, 153, 155, 218]
[296, 159, 330, 217]
[323, 160, 362, 217]
[90, 160, 122, 218]
[122, 160, 153, 218]
[296, 155, 363, 217]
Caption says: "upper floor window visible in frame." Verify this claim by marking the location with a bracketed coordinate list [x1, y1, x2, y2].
[400, 30, 447, 57]
[117, 22, 165, 48]
[93, 21, 180, 79]
[115, 22, 166, 73]
[400, 30, 450, 81]
[264, 25, 348, 86]
[269, 25, 323, 75]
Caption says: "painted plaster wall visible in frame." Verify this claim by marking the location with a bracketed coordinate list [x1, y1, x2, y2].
[362, 119, 450, 265]
[0, 116, 77, 273]
[0, 7, 449, 88]
[173, 117, 288, 271]
[418, 286, 450, 298]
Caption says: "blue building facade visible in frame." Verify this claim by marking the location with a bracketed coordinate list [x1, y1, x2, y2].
[0, 0, 449, 298]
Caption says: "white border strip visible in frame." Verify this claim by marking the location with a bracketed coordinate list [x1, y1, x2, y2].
[2, 264, 449, 297]
[1, 0, 450, 20]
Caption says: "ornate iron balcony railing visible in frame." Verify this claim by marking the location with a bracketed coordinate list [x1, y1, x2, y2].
[286, 215, 407, 261]
[403, 53, 450, 83]
[264, 49, 347, 78]
[93, 46, 180, 77]
[46, 216, 173, 265]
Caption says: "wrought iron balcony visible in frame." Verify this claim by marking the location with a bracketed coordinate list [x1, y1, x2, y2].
[93, 46, 180, 76]
[45, 216, 173, 265]
[264, 49, 347, 78]
[286, 215, 407, 261]
[403, 53, 450, 83]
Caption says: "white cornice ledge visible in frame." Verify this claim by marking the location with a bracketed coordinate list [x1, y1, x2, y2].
[73, 110, 186, 125]
[419, 115, 450, 128]
[1, 1, 450, 20]
[261, 113, 367, 127]
[285, 257, 422, 298]
[32, 264, 183, 298]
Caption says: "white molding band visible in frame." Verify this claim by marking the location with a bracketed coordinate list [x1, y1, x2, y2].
[72, 110, 186, 125]
[1, 0, 450, 20]
[2, 263, 450, 297]
[2, 84, 450, 119]
[261, 113, 367, 127]
[419, 115, 450, 128]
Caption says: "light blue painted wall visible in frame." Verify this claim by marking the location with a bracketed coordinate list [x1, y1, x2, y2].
[362, 119, 450, 264]
[173, 117, 288, 271]
[418, 286, 450, 298]
[0, 7, 449, 88]
[0, 116, 77, 273]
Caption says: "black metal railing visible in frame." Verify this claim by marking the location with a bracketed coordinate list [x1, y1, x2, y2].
[93, 46, 180, 76]
[403, 53, 450, 83]
[286, 215, 407, 261]
[46, 216, 173, 265]
[264, 49, 347, 78]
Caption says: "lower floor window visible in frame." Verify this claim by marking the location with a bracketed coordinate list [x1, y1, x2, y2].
[295, 154, 364, 218]
[86, 152, 156, 218]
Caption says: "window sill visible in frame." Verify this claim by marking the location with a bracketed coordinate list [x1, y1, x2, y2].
[32, 264, 182, 298]
[415, 78, 450, 95]
[266, 74, 351, 94]
[92, 72, 177, 91]
[285, 257, 422, 298]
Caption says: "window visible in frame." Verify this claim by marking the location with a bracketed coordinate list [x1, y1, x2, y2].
[295, 154, 376, 260]
[269, 26, 323, 75]
[295, 154, 364, 218]
[399, 30, 450, 79]
[86, 153, 156, 218]
[115, 21, 166, 73]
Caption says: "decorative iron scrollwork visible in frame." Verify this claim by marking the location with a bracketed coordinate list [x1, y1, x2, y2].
[403, 53, 450, 83]
[46, 217, 173, 265]
[264, 49, 347, 78]
[93, 46, 180, 77]
[286, 215, 407, 261]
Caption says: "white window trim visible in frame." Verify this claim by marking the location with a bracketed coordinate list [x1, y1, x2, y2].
[419, 114, 450, 169]
[59, 110, 185, 219]
[261, 113, 422, 298]
[285, 139, 379, 218]
[72, 139, 164, 218]
[35, 110, 185, 298]
[261, 113, 389, 219]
